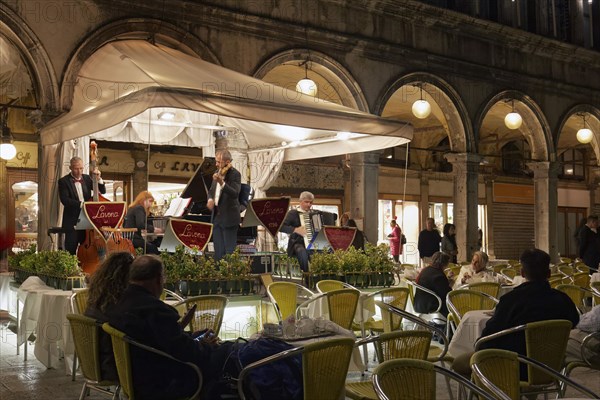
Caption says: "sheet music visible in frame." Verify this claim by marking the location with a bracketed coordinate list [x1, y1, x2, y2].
[164, 198, 192, 217]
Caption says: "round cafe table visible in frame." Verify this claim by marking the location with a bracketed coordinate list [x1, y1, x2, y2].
[448, 309, 493, 357]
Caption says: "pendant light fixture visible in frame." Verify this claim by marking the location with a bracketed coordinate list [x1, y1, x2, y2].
[576, 113, 593, 144]
[412, 83, 431, 119]
[296, 58, 317, 97]
[0, 125, 16, 160]
[504, 100, 523, 130]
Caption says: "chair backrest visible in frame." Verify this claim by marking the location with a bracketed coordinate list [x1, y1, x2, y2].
[489, 263, 508, 274]
[268, 281, 310, 322]
[302, 337, 355, 400]
[574, 262, 590, 274]
[556, 284, 586, 312]
[571, 272, 591, 288]
[465, 282, 501, 298]
[471, 349, 522, 400]
[316, 279, 345, 293]
[373, 287, 410, 332]
[375, 330, 432, 362]
[160, 288, 184, 303]
[548, 277, 563, 289]
[500, 268, 516, 280]
[524, 319, 572, 385]
[326, 288, 360, 330]
[67, 313, 110, 384]
[444, 265, 461, 279]
[446, 289, 498, 321]
[175, 295, 228, 336]
[405, 279, 443, 314]
[557, 264, 574, 277]
[372, 358, 495, 400]
[102, 323, 135, 399]
[591, 281, 600, 306]
[70, 288, 89, 314]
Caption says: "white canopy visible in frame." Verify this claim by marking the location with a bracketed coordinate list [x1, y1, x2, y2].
[40, 40, 412, 160]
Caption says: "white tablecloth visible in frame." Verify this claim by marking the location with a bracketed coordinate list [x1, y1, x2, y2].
[591, 272, 600, 283]
[448, 310, 492, 357]
[16, 277, 55, 347]
[33, 290, 75, 374]
[0, 272, 15, 312]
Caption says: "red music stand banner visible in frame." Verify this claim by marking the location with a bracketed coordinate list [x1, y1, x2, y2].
[159, 218, 213, 252]
[323, 226, 356, 251]
[242, 197, 290, 237]
[78, 202, 127, 235]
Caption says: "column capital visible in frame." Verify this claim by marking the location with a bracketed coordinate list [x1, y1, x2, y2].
[444, 152, 483, 165]
[349, 150, 381, 167]
[526, 161, 560, 179]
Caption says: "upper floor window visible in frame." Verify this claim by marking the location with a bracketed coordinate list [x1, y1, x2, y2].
[559, 149, 585, 180]
[381, 144, 410, 167]
[433, 137, 453, 172]
[501, 140, 531, 176]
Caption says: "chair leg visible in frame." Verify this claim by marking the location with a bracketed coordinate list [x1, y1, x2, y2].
[72, 353, 78, 381]
[78, 382, 88, 400]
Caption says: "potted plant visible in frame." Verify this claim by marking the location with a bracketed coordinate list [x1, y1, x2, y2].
[22, 249, 83, 290]
[8, 244, 37, 283]
[309, 250, 341, 287]
[160, 247, 184, 293]
[364, 243, 395, 287]
[219, 249, 252, 294]
[339, 247, 369, 287]
[195, 255, 220, 294]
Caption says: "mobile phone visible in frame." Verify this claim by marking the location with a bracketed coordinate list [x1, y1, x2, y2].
[194, 330, 214, 341]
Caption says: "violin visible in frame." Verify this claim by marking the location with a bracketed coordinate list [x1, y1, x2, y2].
[213, 162, 232, 182]
[76, 141, 108, 275]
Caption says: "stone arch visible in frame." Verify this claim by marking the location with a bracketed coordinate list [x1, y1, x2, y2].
[254, 49, 369, 112]
[60, 18, 217, 111]
[375, 72, 472, 153]
[475, 90, 552, 162]
[557, 105, 600, 166]
[0, 6, 59, 111]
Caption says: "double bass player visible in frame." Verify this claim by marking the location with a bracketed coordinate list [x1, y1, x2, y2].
[58, 156, 106, 254]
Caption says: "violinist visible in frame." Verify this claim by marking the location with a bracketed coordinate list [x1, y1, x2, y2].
[207, 150, 241, 261]
[58, 157, 106, 255]
[124, 191, 163, 255]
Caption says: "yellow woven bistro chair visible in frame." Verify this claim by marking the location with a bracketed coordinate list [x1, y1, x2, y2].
[500, 267, 517, 283]
[372, 358, 495, 400]
[474, 319, 573, 398]
[69, 289, 90, 381]
[591, 281, 600, 306]
[463, 281, 501, 298]
[471, 349, 599, 400]
[572, 271, 591, 288]
[444, 264, 462, 279]
[488, 263, 509, 274]
[237, 337, 355, 400]
[296, 288, 360, 330]
[563, 331, 600, 384]
[315, 279, 357, 293]
[346, 330, 432, 400]
[173, 295, 228, 336]
[404, 278, 447, 326]
[267, 281, 315, 322]
[557, 264, 574, 277]
[364, 287, 410, 333]
[67, 314, 120, 400]
[159, 288, 184, 303]
[556, 284, 593, 314]
[102, 323, 203, 400]
[446, 289, 498, 336]
[574, 262, 590, 274]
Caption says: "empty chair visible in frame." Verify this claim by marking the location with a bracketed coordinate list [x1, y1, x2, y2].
[364, 287, 410, 333]
[556, 284, 593, 314]
[67, 314, 120, 400]
[237, 337, 355, 400]
[572, 271, 591, 288]
[346, 330, 432, 400]
[488, 263, 508, 274]
[297, 288, 360, 330]
[70, 289, 90, 381]
[557, 264, 574, 277]
[463, 281, 501, 298]
[500, 268, 516, 283]
[102, 323, 202, 400]
[268, 281, 314, 322]
[173, 295, 228, 336]
[574, 262, 590, 274]
[444, 264, 461, 279]
[372, 358, 495, 400]
[471, 349, 599, 400]
[446, 289, 498, 336]
[160, 288, 184, 303]
[316, 279, 356, 293]
[563, 331, 600, 380]
[405, 278, 447, 326]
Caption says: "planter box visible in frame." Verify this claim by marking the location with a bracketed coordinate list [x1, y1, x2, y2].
[344, 272, 369, 288]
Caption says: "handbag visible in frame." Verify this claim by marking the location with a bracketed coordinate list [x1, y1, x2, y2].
[401, 234, 407, 245]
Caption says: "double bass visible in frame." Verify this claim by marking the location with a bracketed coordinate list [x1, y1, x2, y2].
[77, 141, 107, 275]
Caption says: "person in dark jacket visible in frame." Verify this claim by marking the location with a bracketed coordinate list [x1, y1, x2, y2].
[414, 251, 452, 317]
[418, 218, 441, 266]
[84, 252, 134, 381]
[107, 255, 218, 400]
[578, 215, 600, 272]
[347, 219, 365, 250]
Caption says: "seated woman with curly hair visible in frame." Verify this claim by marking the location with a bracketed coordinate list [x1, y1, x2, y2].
[84, 251, 134, 381]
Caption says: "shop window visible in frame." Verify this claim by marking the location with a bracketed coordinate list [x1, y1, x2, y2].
[12, 181, 38, 252]
[558, 149, 585, 180]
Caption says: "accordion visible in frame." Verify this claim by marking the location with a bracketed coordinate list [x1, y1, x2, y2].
[299, 210, 336, 250]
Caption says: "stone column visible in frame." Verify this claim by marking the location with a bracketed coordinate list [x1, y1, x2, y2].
[216, 129, 249, 182]
[419, 174, 429, 229]
[349, 151, 380, 244]
[527, 161, 560, 262]
[484, 176, 496, 258]
[131, 150, 149, 199]
[589, 168, 600, 212]
[445, 153, 482, 262]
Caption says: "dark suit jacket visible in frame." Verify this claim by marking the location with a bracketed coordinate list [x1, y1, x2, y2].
[480, 280, 580, 360]
[208, 166, 241, 227]
[578, 225, 600, 271]
[280, 209, 305, 257]
[58, 174, 106, 229]
[414, 266, 452, 317]
[107, 285, 212, 400]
